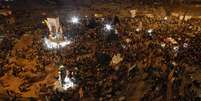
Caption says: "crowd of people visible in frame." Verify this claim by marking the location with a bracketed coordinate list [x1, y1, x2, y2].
[0, 7, 201, 101]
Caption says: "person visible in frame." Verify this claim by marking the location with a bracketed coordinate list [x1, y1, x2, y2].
[0, 64, 4, 77]
[87, 17, 98, 29]
[113, 15, 120, 26]
[0, 0, 3, 7]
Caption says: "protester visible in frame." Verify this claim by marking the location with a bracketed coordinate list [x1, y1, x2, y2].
[0, 8, 201, 100]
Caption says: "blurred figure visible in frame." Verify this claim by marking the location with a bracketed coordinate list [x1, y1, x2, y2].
[113, 15, 120, 26]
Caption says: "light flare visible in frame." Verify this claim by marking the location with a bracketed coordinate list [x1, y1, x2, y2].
[71, 17, 79, 24]
[105, 24, 112, 31]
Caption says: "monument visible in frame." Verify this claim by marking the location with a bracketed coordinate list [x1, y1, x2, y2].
[43, 17, 71, 49]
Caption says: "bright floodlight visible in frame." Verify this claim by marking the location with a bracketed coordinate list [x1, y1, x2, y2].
[105, 24, 112, 31]
[71, 17, 79, 24]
